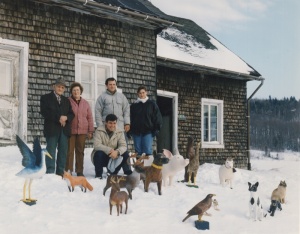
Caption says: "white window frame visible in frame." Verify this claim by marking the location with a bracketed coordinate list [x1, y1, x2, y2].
[75, 54, 117, 125]
[201, 98, 224, 148]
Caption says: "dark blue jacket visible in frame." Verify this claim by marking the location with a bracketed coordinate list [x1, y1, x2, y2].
[130, 99, 162, 135]
[40, 91, 74, 137]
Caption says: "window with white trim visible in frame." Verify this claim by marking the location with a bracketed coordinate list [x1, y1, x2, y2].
[201, 98, 224, 148]
[75, 54, 117, 123]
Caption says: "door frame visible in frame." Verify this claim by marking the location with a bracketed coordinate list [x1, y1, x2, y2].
[157, 90, 178, 154]
[0, 38, 29, 141]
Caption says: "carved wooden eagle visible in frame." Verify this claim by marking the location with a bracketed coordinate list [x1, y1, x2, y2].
[182, 194, 216, 222]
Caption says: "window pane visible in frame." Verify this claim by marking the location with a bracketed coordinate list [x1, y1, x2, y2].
[81, 63, 92, 82]
[97, 66, 107, 84]
[0, 59, 12, 95]
[203, 105, 209, 141]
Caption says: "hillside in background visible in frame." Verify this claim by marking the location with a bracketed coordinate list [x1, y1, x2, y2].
[250, 96, 300, 152]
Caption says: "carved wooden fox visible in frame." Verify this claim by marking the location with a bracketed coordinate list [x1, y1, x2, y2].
[63, 171, 93, 192]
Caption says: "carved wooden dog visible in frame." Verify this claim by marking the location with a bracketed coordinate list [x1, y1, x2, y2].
[135, 151, 169, 195]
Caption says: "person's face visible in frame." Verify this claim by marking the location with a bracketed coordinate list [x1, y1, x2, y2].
[138, 89, 147, 99]
[71, 86, 81, 100]
[106, 80, 117, 93]
[105, 120, 117, 132]
[53, 84, 65, 96]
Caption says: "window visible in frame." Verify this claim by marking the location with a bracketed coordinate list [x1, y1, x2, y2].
[75, 54, 117, 123]
[201, 98, 224, 148]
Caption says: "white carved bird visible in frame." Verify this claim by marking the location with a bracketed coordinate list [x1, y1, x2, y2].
[16, 135, 52, 204]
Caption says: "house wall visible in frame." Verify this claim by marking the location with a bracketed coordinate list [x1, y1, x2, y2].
[157, 66, 248, 168]
[0, 0, 157, 143]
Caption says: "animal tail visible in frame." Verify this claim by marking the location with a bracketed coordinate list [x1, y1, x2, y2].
[86, 181, 93, 191]
[182, 214, 191, 222]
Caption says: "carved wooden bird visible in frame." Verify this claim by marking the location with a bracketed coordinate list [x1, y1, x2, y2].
[16, 135, 52, 204]
[182, 194, 216, 222]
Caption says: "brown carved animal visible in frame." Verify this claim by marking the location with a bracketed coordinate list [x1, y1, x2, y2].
[183, 136, 195, 183]
[135, 151, 169, 195]
[109, 176, 129, 216]
[103, 153, 143, 199]
[63, 171, 93, 192]
[187, 141, 200, 186]
[182, 194, 216, 222]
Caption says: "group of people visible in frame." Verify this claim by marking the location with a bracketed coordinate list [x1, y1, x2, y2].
[40, 77, 162, 179]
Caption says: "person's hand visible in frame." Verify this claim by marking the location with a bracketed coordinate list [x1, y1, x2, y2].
[87, 133, 93, 139]
[124, 124, 130, 132]
[59, 115, 67, 127]
[109, 150, 119, 159]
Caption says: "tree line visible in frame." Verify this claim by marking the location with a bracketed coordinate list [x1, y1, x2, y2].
[250, 96, 300, 152]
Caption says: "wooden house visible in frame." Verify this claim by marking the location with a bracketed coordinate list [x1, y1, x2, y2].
[0, 0, 263, 168]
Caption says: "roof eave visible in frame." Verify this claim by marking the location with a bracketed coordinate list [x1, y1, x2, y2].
[31, 0, 183, 30]
[157, 56, 264, 81]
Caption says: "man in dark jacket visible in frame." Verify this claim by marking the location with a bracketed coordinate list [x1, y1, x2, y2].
[40, 77, 74, 176]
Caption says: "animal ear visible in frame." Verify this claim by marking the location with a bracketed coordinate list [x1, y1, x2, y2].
[163, 149, 173, 158]
[255, 182, 259, 187]
[248, 182, 251, 187]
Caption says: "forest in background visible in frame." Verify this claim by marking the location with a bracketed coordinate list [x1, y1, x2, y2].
[250, 96, 300, 152]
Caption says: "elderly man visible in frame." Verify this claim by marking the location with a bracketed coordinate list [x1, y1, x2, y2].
[91, 114, 132, 179]
[40, 77, 74, 176]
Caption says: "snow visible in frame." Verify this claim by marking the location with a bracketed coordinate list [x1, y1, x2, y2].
[0, 146, 299, 234]
[157, 27, 255, 75]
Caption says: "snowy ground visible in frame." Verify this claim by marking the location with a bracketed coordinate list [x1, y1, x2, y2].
[0, 146, 299, 234]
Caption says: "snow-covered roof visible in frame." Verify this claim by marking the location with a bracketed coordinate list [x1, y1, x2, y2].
[157, 27, 260, 77]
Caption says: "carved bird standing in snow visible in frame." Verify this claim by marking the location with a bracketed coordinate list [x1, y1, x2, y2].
[182, 194, 216, 222]
[16, 135, 52, 205]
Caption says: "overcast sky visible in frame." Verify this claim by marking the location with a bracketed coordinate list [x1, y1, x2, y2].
[151, 0, 300, 100]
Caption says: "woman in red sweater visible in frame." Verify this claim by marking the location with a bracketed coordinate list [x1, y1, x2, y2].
[66, 82, 94, 176]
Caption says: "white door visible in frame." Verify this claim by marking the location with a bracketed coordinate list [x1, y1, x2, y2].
[0, 48, 19, 142]
[0, 39, 28, 143]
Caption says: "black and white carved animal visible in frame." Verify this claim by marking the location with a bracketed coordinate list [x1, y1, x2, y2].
[268, 180, 287, 216]
[109, 176, 129, 216]
[135, 151, 169, 195]
[103, 153, 142, 200]
[219, 157, 236, 189]
[187, 141, 200, 186]
[248, 182, 265, 221]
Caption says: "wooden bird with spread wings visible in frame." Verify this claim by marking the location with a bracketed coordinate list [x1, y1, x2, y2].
[182, 194, 216, 222]
[16, 135, 52, 205]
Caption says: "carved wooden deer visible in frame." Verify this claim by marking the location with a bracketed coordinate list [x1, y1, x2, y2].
[103, 153, 144, 199]
[109, 176, 129, 216]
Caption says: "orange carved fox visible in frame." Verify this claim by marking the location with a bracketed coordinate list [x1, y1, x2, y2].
[63, 171, 93, 192]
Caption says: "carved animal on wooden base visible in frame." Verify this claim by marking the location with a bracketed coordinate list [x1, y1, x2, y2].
[187, 141, 201, 186]
[109, 176, 129, 216]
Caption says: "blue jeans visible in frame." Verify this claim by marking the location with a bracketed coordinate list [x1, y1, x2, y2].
[93, 150, 132, 178]
[132, 133, 153, 155]
[45, 130, 68, 175]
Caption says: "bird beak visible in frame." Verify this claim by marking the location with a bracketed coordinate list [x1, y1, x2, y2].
[45, 152, 53, 159]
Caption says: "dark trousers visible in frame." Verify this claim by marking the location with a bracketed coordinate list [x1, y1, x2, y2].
[93, 150, 132, 177]
[45, 129, 68, 175]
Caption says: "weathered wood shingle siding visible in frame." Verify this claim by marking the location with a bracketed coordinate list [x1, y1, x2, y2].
[0, 0, 157, 143]
[157, 66, 248, 168]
